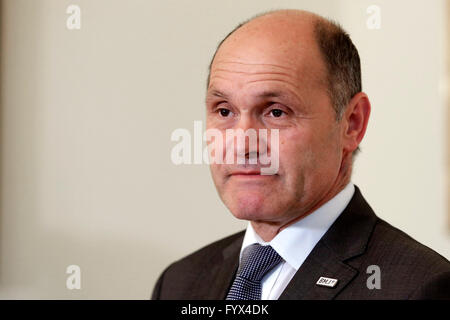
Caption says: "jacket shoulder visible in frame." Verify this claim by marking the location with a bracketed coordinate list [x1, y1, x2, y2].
[151, 230, 244, 299]
[343, 217, 450, 299]
[168, 230, 244, 271]
[370, 218, 450, 274]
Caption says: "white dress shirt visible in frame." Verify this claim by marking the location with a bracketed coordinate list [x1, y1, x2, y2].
[238, 182, 355, 300]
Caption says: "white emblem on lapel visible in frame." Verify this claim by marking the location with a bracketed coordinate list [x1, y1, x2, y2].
[316, 277, 339, 288]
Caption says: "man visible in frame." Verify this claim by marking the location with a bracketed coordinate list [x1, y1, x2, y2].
[152, 9, 450, 299]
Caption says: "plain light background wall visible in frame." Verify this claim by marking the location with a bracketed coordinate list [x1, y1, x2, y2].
[0, 0, 448, 299]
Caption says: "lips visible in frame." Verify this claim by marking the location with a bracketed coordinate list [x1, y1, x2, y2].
[231, 170, 261, 175]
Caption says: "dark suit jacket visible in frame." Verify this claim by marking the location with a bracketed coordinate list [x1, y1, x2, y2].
[152, 186, 450, 299]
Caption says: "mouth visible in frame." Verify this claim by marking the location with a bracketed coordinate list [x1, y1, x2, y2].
[231, 170, 261, 175]
[229, 170, 277, 179]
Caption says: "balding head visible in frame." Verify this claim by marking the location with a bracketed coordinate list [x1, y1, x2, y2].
[207, 9, 361, 120]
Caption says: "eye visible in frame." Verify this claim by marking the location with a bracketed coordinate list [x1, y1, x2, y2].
[219, 108, 232, 117]
[269, 109, 285, 117]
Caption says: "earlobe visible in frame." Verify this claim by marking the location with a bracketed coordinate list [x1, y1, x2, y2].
[343, 92, 371, 153]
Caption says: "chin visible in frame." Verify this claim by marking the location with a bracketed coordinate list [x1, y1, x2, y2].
[225, 192, 277, 222]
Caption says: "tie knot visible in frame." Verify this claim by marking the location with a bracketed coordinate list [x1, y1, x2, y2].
[237, 244, 283, 281]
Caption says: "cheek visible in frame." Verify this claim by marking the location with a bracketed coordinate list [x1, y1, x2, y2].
[277, 126, 338, 185]
[278, 129, 315, 168]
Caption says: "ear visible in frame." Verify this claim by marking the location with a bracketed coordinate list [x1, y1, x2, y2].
[341, 92, 371, 154]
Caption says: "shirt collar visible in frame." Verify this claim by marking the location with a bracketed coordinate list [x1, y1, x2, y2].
[240, 182, 355, 271]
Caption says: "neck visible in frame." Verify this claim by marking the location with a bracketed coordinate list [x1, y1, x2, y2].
[251, 153, 353, 242]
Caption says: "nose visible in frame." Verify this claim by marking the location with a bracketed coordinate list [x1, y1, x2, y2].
[230, 113, 265, 164]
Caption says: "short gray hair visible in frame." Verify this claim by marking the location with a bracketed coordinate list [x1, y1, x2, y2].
[313, 18, 361, 120]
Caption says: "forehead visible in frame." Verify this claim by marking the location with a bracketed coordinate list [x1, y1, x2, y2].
[208, 60, 307, 108]
[208, 56, 327, 107]
[209, 60, 318, 93]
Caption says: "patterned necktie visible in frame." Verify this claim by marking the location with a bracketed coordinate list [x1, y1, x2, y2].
[226, 243, 283, 300]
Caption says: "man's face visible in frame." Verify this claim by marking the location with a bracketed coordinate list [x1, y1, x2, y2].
[206, 17, 345, 225]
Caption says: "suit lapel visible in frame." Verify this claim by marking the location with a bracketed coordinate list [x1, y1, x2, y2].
[279, 240, 358, 299]
[280, 186, 378, 300]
